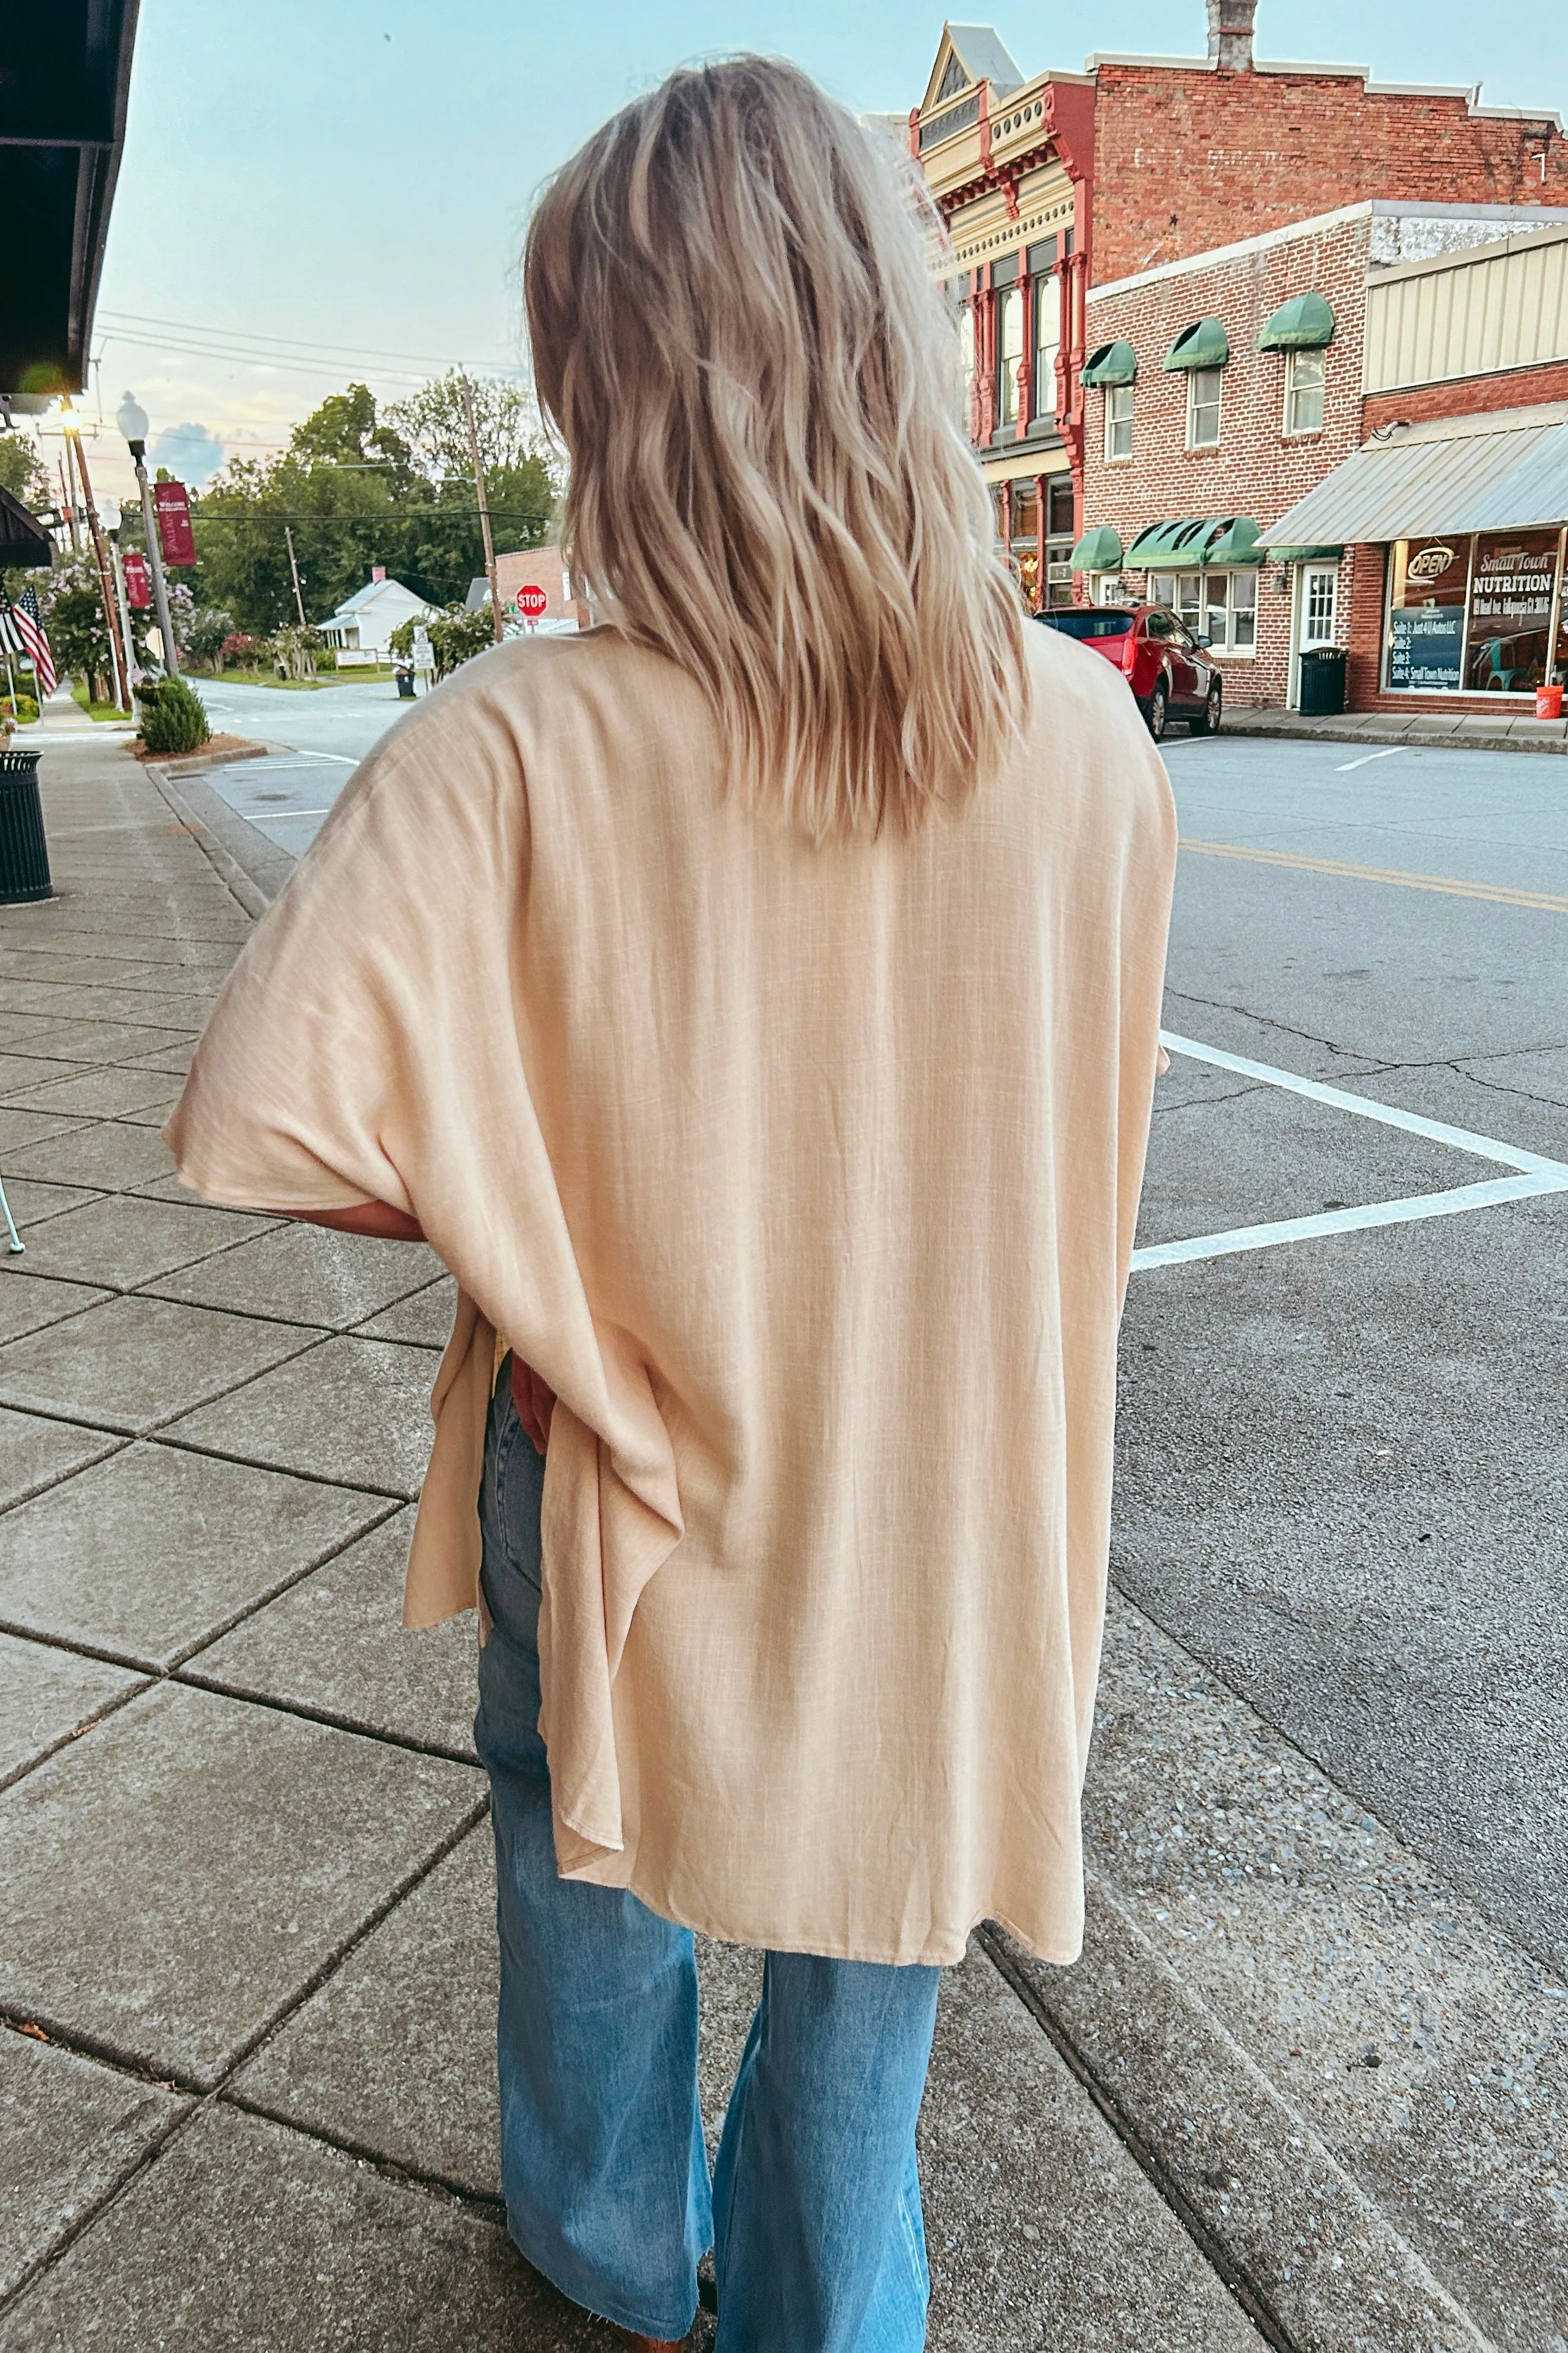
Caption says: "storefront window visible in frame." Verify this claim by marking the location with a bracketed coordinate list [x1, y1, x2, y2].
[1011, 484, 1040, 609]
[1148, 570, 1257, 652]
[1386, 537, 1471, 691]
[997, 287, 1024, 428]
[1465, 530, 1560, 692]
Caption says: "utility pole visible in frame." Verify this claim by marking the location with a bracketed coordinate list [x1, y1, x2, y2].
[58, 453, 82, 551]
[63, 422, 131, 713]
[461, 376, 504, 644]
[284, 526, 308, 627]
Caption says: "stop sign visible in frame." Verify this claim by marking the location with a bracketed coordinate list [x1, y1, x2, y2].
[515, 584, 549, 621]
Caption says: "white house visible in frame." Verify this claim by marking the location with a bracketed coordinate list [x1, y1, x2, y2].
[315, 568, 434, 660]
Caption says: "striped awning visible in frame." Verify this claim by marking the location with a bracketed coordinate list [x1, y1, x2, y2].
[1260, 408, 1568, 548]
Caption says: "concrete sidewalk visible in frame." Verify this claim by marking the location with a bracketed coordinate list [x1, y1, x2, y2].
[0, 734, 1560, 2351]
[1223, 704, 1567, 755]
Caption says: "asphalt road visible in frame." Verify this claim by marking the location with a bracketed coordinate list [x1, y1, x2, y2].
[1124, 732, 1568, 1978]
[201, 703, 1568, 1975]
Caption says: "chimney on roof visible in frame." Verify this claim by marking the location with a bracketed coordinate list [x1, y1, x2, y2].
[1206, 0, 1257, 71]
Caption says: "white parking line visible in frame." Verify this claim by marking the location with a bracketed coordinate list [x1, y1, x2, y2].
[1335, 747, 1405, 773]
[1132, 1032, 1568, 1271]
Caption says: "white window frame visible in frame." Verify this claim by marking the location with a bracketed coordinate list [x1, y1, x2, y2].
[1033, 273, 1061, 425]
[1105, 381, 1133, 461]
[1301, 563, 1338, 649]
[1186, 366, 1222, 451]
[1147, 568, 1256, 654]
[1284, 347, 1326, 437]
[997, 286, 1024, 427]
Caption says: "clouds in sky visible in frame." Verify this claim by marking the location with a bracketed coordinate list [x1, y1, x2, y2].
[150, 421, 226, 488]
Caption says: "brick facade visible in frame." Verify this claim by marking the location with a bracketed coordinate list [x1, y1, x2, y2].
[1079, 208, 1370, 706]
[1362, 362, 1568, 433]
[1088, 63, 1568, 286]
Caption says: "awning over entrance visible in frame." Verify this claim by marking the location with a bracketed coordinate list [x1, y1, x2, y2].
[1124, 515, 1265, 567]
[1070, 524, 1123, 570]
[1257, 292, 1335, 350]
[1260, 406, 1568, 548]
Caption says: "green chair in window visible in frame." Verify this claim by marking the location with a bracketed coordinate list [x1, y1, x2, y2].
[1480, 638, 1527, 692]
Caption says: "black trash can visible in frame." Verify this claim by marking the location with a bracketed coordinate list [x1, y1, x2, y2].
[395, 670, 416, 699]
[1298, 646, 1348, 717]
[0, 748, 52, 904]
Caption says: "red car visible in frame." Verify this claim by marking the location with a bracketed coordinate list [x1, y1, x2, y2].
[1036, 605, 1223, 742]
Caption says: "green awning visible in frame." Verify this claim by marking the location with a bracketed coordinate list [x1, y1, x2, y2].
[1163, 317, 1230, 371]
[1070, 525, 1124, 571]
[1204, 516, 1266, 566]
[1257, 292, 1335, 351]
[1081, 339, 1137, 388]
[1268, 543, 1344, 562]
[1126, 517, 1211, 565]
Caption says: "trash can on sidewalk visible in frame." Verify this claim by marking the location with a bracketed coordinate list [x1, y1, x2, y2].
[0, 748, 52, 904]
[1298, 646, 1348, 717]
[395, 669, 416, 699]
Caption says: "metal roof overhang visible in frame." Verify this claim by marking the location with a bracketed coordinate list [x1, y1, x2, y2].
[0, 485, 55, 564]
[0, 2, 140, 403]
[1260, 409, 1568, 548]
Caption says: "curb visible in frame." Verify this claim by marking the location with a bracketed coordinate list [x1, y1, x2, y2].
[144, 763, 296, 919]
[1219, 719, 1568, 757]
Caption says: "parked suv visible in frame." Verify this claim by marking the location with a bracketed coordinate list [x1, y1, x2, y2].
[1036, 605, 1223, 741]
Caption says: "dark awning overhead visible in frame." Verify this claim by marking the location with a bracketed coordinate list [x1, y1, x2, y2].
[0, 485, 54, 564]
[1258, 292, 1335, 351]
[1126, 517, 1211, 564]
[0, 1, 140, 400]
[1126, 516, 1265, 568]
[1205, 517, 1266, 565]
[1081, 340, 1138, 388]
[1164, 318, 1230, 371]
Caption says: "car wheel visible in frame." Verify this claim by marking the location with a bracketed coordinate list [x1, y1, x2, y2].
[1190, 680, 1222, 735]
[1144, 681, 1168, 742]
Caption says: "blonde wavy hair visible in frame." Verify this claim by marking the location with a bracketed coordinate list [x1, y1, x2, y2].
[525, 56, 1028, 840]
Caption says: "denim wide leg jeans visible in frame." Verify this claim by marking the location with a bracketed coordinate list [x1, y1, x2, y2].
[474, 1367, 941, 2348]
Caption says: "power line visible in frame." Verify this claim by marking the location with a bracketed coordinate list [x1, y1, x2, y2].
[97, 306, 525, 374]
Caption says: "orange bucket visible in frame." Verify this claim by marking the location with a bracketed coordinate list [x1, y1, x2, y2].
[1538, 684, 1564, 720]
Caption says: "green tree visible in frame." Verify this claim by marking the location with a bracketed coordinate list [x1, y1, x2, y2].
[0, 434, 50, 510]
[36, 553, 115, 698]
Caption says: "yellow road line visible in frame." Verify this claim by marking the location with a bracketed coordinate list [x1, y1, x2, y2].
[1179, 838, 1568, 913]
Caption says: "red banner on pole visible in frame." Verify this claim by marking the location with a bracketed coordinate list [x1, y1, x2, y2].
[153, 479, 197, 566]
[122, 550, 152, 608]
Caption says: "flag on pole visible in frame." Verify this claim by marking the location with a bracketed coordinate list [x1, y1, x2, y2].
[14, 587, 57, 698]
[0, 595, 23, 660]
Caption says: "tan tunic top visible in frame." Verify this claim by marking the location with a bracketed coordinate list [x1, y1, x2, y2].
[166, 625, 1174, 1966]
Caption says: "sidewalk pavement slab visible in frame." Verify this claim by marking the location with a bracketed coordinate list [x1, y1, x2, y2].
[2, 1119, 178, 1193]
[232, 1822, 501, 2194]
[0, 1292, 319, 1435]
[0, 1680, 483, 2087]
[0, 1016, 197, 1065]
[0, 1058, 85, 1095]
[0, 1109, 93, 1156]
[2, 1065, 191, 1119]
[0, 1633, 144, 1789]
[0, 1442, 389, 1671]
[5, 1193, 272, 1291]
[188, 1510, 479, 1756]
[166, 1332, 446, 1498]
[353, 1273, 458, 1346]
[0, 1277, 109, 1349]
[148, 1221, 445, 1331]
[0, 1409, 119, 1514]
[0, 2032, 191, 2302]
[0, 2101, 608, 2353]
[0, 1180, 104, 1234]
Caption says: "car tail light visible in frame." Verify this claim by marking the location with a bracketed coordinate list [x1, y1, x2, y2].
[1120, 632, 1138, 673]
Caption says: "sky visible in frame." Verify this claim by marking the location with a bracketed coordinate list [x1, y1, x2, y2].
[46, 0, 1568, 508]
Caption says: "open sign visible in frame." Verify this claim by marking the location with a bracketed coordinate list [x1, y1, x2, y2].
[515, 585, 549, 621]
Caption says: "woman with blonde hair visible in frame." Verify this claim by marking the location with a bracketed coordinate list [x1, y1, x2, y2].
[168, 55, 1174, 2353]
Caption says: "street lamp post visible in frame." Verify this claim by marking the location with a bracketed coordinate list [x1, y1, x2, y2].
[116, 393, 181, 678]
[100, 500, 139, 700]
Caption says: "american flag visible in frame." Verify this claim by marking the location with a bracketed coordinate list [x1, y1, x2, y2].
[0, 594, 22, 660]
[13, 587, 56, 699]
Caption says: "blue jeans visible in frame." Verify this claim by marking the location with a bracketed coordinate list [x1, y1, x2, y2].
[474, 1367, 940, 2348]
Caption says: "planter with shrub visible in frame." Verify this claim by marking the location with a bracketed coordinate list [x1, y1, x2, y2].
[135, 678, 213, 758]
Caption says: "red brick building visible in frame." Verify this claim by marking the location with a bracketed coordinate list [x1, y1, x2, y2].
[911, 2, 1567, 618]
